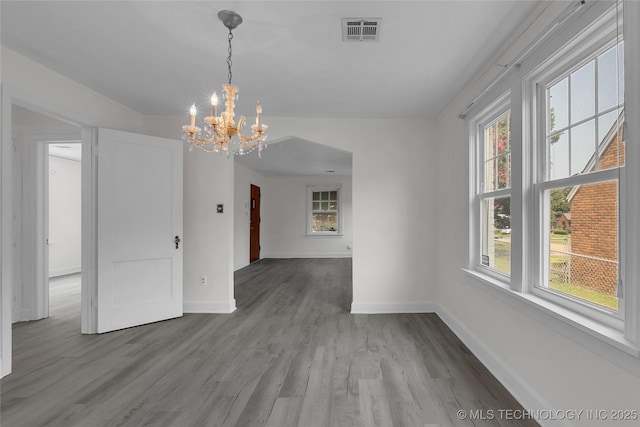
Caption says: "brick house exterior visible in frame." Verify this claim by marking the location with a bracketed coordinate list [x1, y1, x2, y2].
[556, 213, 571, 231]
[566, 116, 624, 296]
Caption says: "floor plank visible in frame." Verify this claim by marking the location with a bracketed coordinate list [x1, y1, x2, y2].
[1, 259, 538, 426]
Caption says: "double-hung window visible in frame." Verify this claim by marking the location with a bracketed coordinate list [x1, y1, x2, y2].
[307, 186, 342, 235]
[471, 96, 512, 278]
[532, 38, 624, 320]
[467, 0, 635, 356]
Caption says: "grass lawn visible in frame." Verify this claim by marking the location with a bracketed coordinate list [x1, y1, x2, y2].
[549, 282, 618, 311]
[489, 232, 617, 311]
[493, 239, 511, 274]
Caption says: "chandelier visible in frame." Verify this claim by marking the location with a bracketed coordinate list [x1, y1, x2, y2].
[182, 10, 267, 156]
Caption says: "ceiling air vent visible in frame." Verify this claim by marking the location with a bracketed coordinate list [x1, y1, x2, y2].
[342, 18, 381, 42]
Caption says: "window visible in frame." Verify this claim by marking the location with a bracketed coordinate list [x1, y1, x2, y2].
[534, 40, 624, 316]
[307, 186, 342, 235]
[472, 98, 512, 277]
[466, 0, 635, 356]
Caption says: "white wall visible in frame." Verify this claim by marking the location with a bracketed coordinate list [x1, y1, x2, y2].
[1, 47, 144, 132]
[143, 116, 236, 313]
[435, 2, 640, 425]
[264, 118, 437, 310]
[261, 175, 352, 259]
[144, 115, 437, 311]
[48, 155, 81, 277]
[234, 162, 265, 270]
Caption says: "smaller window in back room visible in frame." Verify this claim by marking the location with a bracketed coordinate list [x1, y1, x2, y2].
[308, 186, 342, 235]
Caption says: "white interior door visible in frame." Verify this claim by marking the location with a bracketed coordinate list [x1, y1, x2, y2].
[96, 128, 182, 333]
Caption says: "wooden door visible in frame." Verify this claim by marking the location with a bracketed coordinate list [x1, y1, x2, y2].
[250, 184, 260, 263]
[96, 128, 183, 333]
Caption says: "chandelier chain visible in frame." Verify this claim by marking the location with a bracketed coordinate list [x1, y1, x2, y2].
[227, 29, 233, 85]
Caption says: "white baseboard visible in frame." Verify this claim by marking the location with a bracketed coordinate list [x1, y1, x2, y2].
[183, 299, 236, 314]
[350, 300, 438, 314]
[49, 266, 81, 277]
[263, 252, 352, 259]
[350, 299, 565, 427]
[435, 304, 569, 427]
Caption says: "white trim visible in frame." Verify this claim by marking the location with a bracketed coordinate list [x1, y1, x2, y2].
[436, 304, 569, 427]
[11, 134, 23, 323]
[464, 268, 640, 375]
[306, 184, 343, 236]
[623, 0, 640, 345]
[33, 141, 49, 320]
[350, 301, 437, 314]
[20, 307, 35, 321]
[263, 252, 352, 259]
[183, 299, 236, 314]
[349, 299, 574, 425]
[1, 84, 15, 377]
[80, 128, 97, 333]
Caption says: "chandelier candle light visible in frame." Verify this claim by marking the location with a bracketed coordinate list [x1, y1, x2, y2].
[182, 10, 267, 156]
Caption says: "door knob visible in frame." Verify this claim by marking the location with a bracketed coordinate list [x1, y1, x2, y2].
[174, 236, 181, 249]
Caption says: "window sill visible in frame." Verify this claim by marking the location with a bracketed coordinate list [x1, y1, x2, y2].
[462, 268, 640, 375]
[306, 233, 344, 238]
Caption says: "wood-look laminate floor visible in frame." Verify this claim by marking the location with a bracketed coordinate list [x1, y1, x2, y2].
[1, 259, 537, 427]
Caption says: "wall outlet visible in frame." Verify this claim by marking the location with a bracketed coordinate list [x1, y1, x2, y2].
[200, 276, 207, 287]
[347, 244, 352, 250]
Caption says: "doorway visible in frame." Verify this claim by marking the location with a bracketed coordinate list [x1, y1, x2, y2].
[48, 142, 82, 317]
[12, 105, 82, 322]
[250, 184, 261, 263]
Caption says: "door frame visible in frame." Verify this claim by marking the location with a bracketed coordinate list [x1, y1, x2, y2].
[26, 136, 83, 321]
[1, 85, 97, 377]
[250, 184, 261, 263]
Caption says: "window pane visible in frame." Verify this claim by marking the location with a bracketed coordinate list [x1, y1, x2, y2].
[497, 115, 511, 154]
[546, 183, 618, 311]
[570, 119, 595, 175]
[312, 213, 338, 232]
[321, 192, 328, 201]
[549, 77, 568, 131]
[320, 202, 328, 211]
[570, 61, 595, 124]
[598, 45, 620, 113]
[598, 114, 625, 170]
[481, 196, 511, 275]
[483, 112, 511, 191]
[550, 132, 569, 180]
[485, 122, 497, 160]
[329, 191, 337, 200]
[485, 159, 496, 192]
[598, 110, 618, 142]
[312, 192, 320, 201]
[617, 42, 625, 104]
[497, 154, 510, 189]
[312, 201, 320, 211]
[329, 202, 337, 210]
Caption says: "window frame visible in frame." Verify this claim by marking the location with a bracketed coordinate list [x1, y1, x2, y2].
[526, 11, 625, 327]
[469, 92, 512, 282]
[464, 0, 640, 371]
[306, 185, 343, 236]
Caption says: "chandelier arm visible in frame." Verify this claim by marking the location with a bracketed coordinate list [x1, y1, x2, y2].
[188, 135, 216, 145]
[237, 116, 267, 145]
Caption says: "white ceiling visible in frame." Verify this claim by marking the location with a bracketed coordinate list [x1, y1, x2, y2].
[236, 136, 352, 176]
[1, 0, 541, 175]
